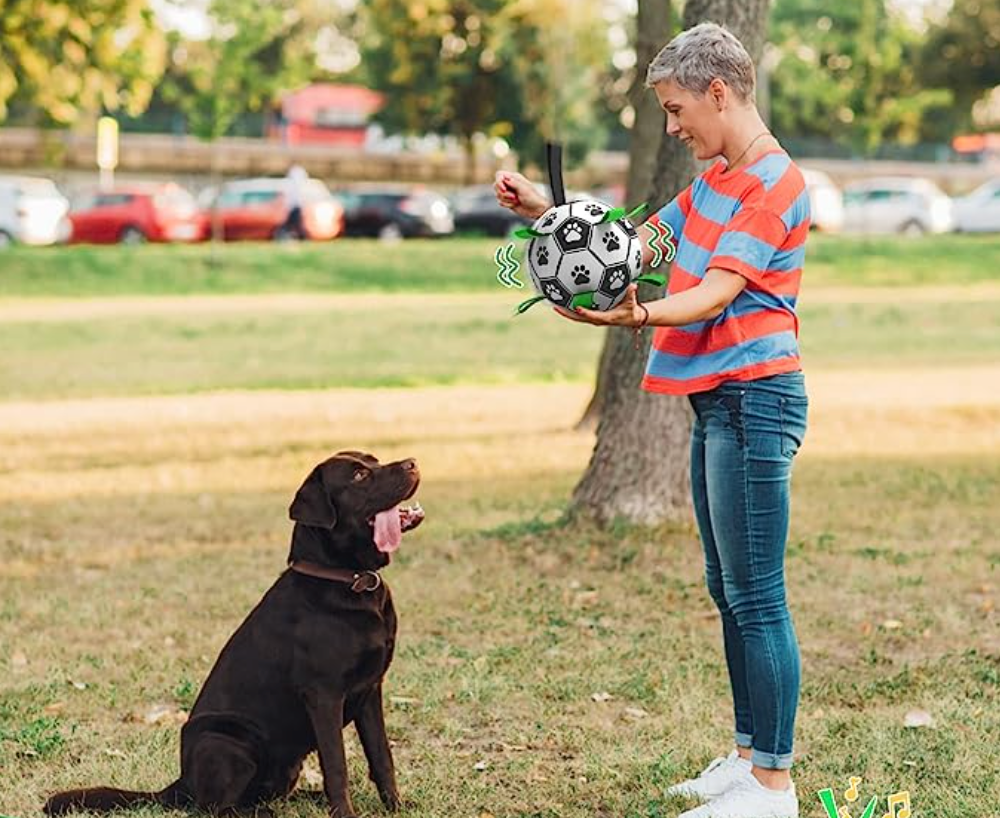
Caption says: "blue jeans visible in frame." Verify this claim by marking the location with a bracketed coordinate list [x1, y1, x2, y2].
[688, 371, 808, 770]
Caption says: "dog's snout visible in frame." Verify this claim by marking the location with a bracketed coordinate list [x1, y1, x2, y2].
[401, 459, 417, 472]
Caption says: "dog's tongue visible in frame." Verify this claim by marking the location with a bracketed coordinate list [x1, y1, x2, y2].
[373, 506, 402, 553]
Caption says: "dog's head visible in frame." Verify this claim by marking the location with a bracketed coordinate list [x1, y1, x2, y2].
[288, 451, 424, 570]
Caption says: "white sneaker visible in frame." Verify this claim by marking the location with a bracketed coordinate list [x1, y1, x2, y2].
[665, 750, 754, 802]
[678, 775, 798, 818]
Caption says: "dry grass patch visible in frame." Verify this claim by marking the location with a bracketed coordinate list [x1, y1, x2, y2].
[1, 371, 997, 817]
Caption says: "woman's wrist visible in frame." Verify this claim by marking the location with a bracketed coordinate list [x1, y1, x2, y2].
[634, 301, 650, 329]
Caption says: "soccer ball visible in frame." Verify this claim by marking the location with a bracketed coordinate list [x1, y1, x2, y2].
[525, 199, 643, 311]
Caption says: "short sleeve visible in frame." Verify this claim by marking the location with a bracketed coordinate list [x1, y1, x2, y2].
[708, 207, 789, 287]
[652, 185, 692, 249]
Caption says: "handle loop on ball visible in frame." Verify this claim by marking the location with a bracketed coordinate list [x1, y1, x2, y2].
[546, 142, 566, 207]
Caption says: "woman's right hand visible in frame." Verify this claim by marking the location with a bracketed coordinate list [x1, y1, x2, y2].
[494, 171, 550, 221]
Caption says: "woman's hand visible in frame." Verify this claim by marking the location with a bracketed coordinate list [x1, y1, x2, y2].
[554, 284, 645, 327]
[494, 171, 550, 221]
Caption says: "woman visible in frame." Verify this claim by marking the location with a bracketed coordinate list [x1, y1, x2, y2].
[495, 22, 809, 818]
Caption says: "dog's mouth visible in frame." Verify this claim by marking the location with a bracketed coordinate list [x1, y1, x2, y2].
[369, 501, 425, 554]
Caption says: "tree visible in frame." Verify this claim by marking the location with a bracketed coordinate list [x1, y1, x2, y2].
[0, 0, 166, 124]
[767, 0, 952, 154]
[359, 0, 610, 181]
[918, 0, 1000, 137]
[162, 0, 322, 141]
[571, 0, 771, 526]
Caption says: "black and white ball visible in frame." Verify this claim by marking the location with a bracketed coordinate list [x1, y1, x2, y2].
[526, 199, 643, 311]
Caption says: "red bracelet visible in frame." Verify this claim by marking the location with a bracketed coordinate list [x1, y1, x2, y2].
[632, 302, 650, 350]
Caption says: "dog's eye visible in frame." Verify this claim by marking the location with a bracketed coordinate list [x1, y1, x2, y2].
[353, 470, 369, 482]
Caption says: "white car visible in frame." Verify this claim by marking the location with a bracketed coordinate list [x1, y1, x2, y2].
[801, 169, 844, 232]
[842, 177, 953, 235]
[0, 175, 70, 247]
[952, 178, 1000, 232]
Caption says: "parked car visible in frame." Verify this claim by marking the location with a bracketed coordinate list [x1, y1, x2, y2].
[842, 177, 953, 235]
[69, 183, 204, 244]
[451, 185, 531, 236]
[204, 177, 344, 241]
[801, 168, 844, 233]
[952, 177, 1000, 233]
[0, 175, 70, 247]
[337, 188, 454, 239]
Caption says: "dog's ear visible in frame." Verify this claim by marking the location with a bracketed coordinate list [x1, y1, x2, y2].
[289, 466, 337, 528]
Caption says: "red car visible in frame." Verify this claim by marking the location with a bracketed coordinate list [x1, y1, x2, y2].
[69, 183, 205, 244]
[203, 177, 344, 241]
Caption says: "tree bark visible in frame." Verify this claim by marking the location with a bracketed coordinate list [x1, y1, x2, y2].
[571, 0, 771, 526]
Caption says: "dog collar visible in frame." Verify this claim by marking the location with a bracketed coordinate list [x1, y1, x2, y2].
[289, 560, 383, 593]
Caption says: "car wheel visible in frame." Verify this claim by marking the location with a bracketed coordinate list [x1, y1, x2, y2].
[378, 222, 403, 241]
[900, 220, 926, 237]
[0, 230, 13, 249]
[273, 226, 300, 242]
[119, 225, 147, 245]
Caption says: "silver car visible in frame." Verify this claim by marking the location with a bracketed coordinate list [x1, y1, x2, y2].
[0, 175, 70, 247]
[842, 177, 953, 235]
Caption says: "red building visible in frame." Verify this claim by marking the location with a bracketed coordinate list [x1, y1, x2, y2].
[270, 84, 385, 148]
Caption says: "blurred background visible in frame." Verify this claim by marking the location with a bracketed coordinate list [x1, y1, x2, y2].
[1, 0, 998, 247]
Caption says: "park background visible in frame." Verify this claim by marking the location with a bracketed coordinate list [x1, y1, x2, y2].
[1, 1, 999, 816]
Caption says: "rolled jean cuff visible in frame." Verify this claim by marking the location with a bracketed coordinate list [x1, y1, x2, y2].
[751, 748, 794, 770]
[735, 731, 753, 748]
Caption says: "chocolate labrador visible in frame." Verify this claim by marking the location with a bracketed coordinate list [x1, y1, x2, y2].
[45, 451, 424, 818]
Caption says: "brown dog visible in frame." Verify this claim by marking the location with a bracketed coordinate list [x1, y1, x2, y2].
[45, 451, 424, 818]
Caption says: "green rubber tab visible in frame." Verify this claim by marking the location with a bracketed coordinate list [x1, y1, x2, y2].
[635, 274, 666, 287]
[625, 203, 648, 220]
[514, 227, 545, 239]
[569, 291, 596, 310]
[599, 206, 627, 224]
[515, 295, 548, 314]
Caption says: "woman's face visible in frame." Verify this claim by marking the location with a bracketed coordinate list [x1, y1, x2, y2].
[653, 79, 725, 161]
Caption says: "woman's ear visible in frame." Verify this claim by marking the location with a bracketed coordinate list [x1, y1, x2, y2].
[709, 78, 727, 111]
[289, 466, 338, 528]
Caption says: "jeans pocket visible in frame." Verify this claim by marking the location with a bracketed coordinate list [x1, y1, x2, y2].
[779, 396, 808, 458]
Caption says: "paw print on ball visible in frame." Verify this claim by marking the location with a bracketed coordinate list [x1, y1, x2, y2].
[541, 278, 571, 306]
[541, 211, 559, 229]
[571, 264, 591, 286]
[554, 217, 591, 253]
[599, 264, 630, 297]
[536, 246, 550, 266]
[602, 231, 621, 252]
[585, 203, 607, 217]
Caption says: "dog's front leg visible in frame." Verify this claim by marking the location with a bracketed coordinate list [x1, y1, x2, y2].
[303, 690, 355, 818]
[354, 684, 400, 811]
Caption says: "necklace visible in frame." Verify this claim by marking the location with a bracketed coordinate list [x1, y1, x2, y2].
[726, 131, 772, 172]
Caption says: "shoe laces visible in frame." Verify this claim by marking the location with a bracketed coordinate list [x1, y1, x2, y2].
[700, 751, 738, 777]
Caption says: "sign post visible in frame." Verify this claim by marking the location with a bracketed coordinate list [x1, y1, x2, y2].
[96, 116, 119, 192]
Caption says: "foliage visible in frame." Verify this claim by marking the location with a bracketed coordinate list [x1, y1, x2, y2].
[768, 0, 953, 153]
[0, 0, 166, 124]
[919, 0, 1000, 135]
[161, 0, 329, 141]
[359, 0, 611, 170]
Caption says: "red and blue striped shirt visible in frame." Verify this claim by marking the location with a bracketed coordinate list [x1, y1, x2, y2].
[642, 149, 810, 395]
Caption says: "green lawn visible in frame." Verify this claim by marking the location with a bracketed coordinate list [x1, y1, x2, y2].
[0, 235, 998, 817]
[1, 233, 998, 298]
[1, 293, 997, 402]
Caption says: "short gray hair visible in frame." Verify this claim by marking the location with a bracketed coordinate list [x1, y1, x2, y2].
[645, 22, 756, 103]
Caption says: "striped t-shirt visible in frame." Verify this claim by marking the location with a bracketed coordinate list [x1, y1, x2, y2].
[641, 149, 810, 396]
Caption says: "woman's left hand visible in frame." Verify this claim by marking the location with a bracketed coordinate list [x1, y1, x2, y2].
[554, 283, 643, 327]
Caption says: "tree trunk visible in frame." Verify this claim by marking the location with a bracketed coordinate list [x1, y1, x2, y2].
[571, 0, 771, 526]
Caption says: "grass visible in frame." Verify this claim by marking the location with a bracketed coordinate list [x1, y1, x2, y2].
[0, 233, 999, 298]
[0, 235, 998, 816]
[1, 291, 999, 402]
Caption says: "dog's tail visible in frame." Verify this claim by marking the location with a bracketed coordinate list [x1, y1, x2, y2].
[44, 782, 185, 814]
